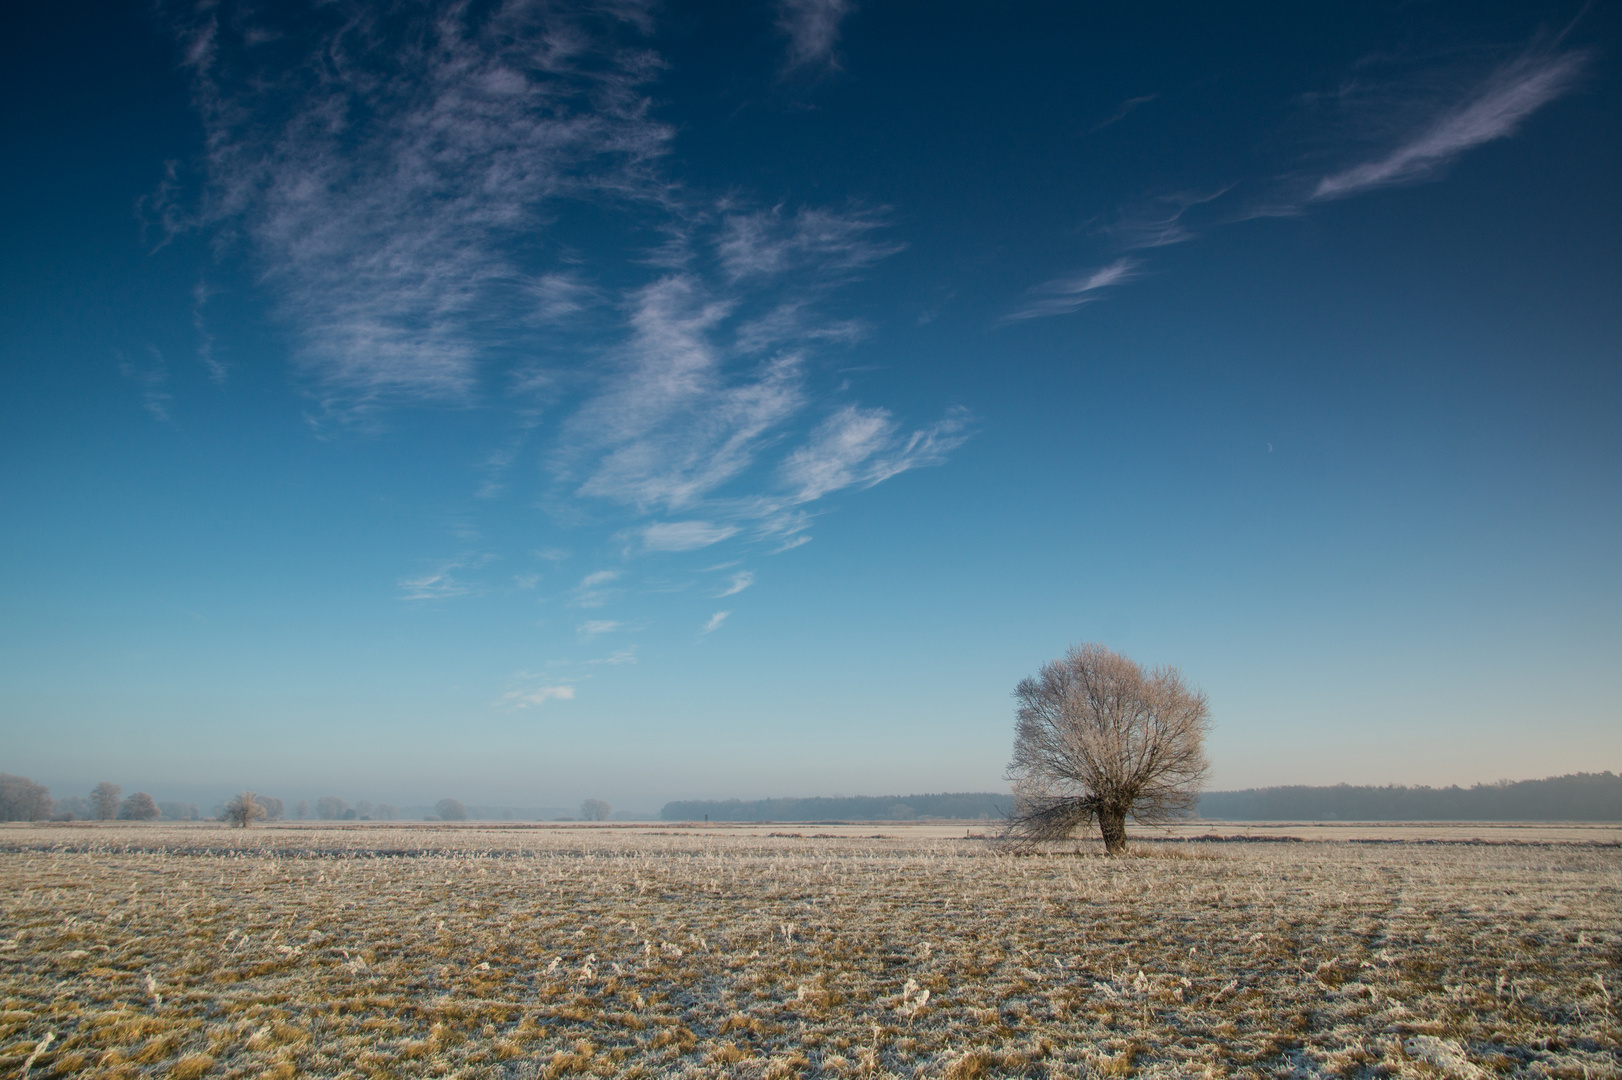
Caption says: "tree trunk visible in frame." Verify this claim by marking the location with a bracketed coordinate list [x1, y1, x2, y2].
[1098, 808, 1129, 854]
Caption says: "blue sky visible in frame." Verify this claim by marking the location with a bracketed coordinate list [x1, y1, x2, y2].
[2, 0, 1618, 812]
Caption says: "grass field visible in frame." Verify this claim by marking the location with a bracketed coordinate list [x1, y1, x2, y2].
[1, 823, 1617, 1078]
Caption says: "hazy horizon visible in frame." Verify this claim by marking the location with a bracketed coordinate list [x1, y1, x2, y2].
[3, 1, 1619, 799]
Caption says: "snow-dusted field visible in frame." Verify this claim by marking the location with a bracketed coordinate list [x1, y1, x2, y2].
[1, 823, 1616, 1077]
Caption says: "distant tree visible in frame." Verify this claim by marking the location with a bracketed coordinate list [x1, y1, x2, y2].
[294, 799, 309, 821]
[355, 800, 374, 819]
[1005, 643, 1211, 854]
[580, 798, 612, 821]
[118, 792, 160, 820]
[0, 774, 54, 822]
[315, 796, 347, 820]
[255, 796, 284, 821]
[435, 798, 468, 821]
[158, 800, 199, 821]
[375, 803, 399, 821]
[91, 782, 122, 821]
[222, 791, 267, 828]
[54, 795, 91, 821]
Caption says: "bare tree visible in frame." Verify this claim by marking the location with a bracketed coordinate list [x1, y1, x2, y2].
[0, 774, 53, 822]
[255, 796, 284, 821]
[222, 791, 267, 828]
[294, 799, 309, 820]
[1005, 643, 1210, 854]
[580, 798, 611, 821]
[118, 792, 160, 820]
[435, 798, 468, 821]
[315, 796, 347, 820]
[90, 782, 122, 821]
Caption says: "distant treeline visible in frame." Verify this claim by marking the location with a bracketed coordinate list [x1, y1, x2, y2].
[662, 773, 1621, 823]
[1197, 772, 1622, 821]
[661, 792, 1010, 822]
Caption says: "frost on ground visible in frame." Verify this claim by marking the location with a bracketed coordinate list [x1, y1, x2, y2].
[0, 825, 1617, 1078]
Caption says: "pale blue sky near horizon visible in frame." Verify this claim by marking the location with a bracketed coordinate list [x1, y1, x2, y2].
[2, 0, 1618, 812]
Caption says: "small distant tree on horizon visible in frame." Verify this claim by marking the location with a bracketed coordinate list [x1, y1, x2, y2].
[0, 774, 54, 822]
[223, 791, 267, 828]
[294, 799, 309, 820]
[580, 798, 611, 821]
[435, 798, 468, 821]
[158, 800, 199, 821]
[91, 782, 121, 821]
[1005, 643, 1210, 855]
[118, 792, 160, 820]
[316, 796, 347, 820]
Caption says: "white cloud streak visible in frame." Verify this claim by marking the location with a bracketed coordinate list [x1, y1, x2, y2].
[166, 0, 671, 414]
[118, 347, 173, 422]
[718, 571, 754, 597]
[702, 611, 730, 633]
[562, 275, 805, 511]
[399, 554, 492, 600]
[643, 521, 740, 552]
[718, 205, 901, 281]
[1312, 49, 1588, 201]
[776, 0, 855, 73]
[780, 404, 972, 502]
[162, 1, 974, 622]
[1005, 259, 1140, 321]
[495, 680, 576, 709]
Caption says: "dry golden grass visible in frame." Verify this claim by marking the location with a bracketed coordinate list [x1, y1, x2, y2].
[0, 823, 1616, 1077]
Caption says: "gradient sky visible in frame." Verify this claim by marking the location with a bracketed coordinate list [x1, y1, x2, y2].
[2, 0, 1618, 813]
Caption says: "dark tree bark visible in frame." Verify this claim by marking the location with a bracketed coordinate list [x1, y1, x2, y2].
[1098, 807, 1129, 854]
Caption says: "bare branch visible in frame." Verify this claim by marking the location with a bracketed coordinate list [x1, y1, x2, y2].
[1004, 643, 1210, 854]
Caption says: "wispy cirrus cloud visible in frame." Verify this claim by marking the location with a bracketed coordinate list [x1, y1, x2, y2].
[162, 0, 671, 415]
[718, 205, 902, 281]
[643, 521, 741, 552]
[399, 554, 493, 600]
[1088, 94, 1158, 134]
[1006, 259, 1139, 322]
[571, 569, 622, 608]
[718, 571, 754, 597]
[577, 620, 622, 638]
[776, 0, 856, 74]
[1311, 48, 1588, 200]
[1011, 39, 1587, 322]
[117, 347, 174, 422]
[702, 611, 730, 633]
[160, 0, 972, 641]
[495, 678, 576, 709]
[780, 404, 972, 502]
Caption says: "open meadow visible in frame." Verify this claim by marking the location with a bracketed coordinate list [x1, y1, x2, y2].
[1, 823, 1617, 1078]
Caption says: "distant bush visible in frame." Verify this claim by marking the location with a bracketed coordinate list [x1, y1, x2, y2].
[118, 792, 160, 820]
[222, 791, 267, 828]
[436, 798, 468, 821]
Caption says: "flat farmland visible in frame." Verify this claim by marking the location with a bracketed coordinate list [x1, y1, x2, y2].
[1, 824, 1616, 1078]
